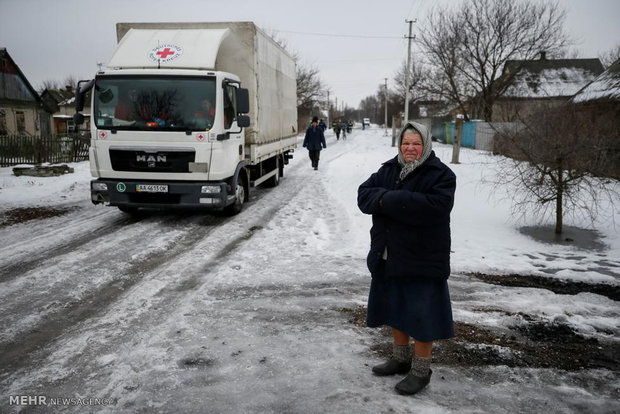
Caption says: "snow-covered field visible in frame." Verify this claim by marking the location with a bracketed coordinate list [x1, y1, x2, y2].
[0, 127, 618, 413]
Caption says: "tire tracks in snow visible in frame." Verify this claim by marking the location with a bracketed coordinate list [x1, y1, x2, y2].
[0, 212, 231, 377]
[0, 133, 354, 387]
[0, 169, 310, 380]
[0, 209, 137, 283]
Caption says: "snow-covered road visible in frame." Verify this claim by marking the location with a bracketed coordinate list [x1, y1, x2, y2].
[1, 127, 618, 413]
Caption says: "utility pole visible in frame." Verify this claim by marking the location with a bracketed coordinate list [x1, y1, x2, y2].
[384, 78, 388, 136]
[404, 19, 415, 123]
[326, 90, 330, 127]
[451, 114, 463, 164]
[335, 97, 338, 120]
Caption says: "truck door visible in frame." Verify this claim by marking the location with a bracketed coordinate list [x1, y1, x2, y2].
[223, 83, 239, 132]
[223, 82, 243, 156]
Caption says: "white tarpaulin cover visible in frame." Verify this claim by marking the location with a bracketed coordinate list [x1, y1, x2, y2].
[109, 22, 298, 144]
[107, 28, 230, 70]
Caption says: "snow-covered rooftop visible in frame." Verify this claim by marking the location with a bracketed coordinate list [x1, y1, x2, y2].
[572, 58, 620, 103]
[501, 57, 604, 99]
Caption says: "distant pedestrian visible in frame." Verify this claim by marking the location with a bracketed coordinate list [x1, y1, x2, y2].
[303, 116, 327, 170]
[318, 119, 327, 132]
[340, 120, 347, 140]
[333, 121, 341, 140]
[357, 121, 456, 396]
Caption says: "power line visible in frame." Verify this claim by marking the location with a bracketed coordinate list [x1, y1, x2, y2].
[318, 57, 402, 63]
[278, 30, 401, 39]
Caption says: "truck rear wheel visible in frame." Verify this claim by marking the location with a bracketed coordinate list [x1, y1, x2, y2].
[224, 175, 245, 215]
[265, 156, 280, 187]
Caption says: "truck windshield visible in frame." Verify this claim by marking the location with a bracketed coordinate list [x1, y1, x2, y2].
[93, 75, 216, 131]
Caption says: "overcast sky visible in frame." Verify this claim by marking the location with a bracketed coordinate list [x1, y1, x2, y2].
[1, 0, 619, 108]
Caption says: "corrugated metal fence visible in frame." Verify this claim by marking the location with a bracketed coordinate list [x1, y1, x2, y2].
[437, 121, 524, 151]
[0, 133, 90, 167]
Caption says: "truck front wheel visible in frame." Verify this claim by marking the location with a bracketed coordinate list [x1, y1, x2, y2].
[224, 175, 245, 215]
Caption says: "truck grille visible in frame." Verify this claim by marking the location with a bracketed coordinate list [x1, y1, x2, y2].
[109, 148, 195, 173]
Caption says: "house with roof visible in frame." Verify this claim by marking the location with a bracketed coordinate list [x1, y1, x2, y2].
[41, 86, 91, 134]
[491, 52, 605, 122]
[571, 58, 620, 117]
[0, 48, 51, 136]
[571, 58, 620, 178]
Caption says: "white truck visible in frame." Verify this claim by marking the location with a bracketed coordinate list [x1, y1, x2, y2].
[74, 22, 298, 214]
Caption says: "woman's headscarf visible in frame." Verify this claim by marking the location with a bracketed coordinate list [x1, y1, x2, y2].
[397, 121, 433, 180]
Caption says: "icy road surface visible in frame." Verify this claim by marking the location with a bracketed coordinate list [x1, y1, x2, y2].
[0, 127, 618, 413]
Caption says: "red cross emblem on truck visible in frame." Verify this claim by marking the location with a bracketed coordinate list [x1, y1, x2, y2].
[148, 44, 183, 63]
[156, 48, 175, 59]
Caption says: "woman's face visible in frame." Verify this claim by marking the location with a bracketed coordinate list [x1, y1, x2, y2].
[400, 132, 424, 163]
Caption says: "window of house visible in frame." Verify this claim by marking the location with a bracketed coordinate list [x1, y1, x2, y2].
[16, 111, 25, 133]
[0, 109, 7, 135]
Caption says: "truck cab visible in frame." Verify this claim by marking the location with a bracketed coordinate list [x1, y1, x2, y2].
[74, 23, 297, 215]
[82, 69, 250, 214]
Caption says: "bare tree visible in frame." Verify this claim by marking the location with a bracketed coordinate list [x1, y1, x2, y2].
[38, 75, 80, 94]
[392, 59, 428, 115]
[418, 7, 471, 118]
[62, 75, 79, 90]
[296, 63, 326, 113]
[392, 60, 425, 101]
[419, 0, 569, 121]
[491, 103, 619, 234]
[598, 42, 620, 68]
[39, 80, 60, 93]
[359, 95, 380, 123]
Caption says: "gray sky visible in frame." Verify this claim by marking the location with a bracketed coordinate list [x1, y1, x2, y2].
[1, 0, 618, 108]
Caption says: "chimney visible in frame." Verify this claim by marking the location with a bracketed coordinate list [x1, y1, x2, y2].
[540, 51, 547, 60]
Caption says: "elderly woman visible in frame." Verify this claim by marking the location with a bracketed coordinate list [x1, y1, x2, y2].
[357, 121, 456, 395]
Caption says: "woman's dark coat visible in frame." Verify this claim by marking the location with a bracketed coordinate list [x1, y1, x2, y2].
[357, 151, 456, 341]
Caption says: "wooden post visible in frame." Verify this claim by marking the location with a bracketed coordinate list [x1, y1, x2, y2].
[451, 115, 463, 164]
[392, 115, 402, 147]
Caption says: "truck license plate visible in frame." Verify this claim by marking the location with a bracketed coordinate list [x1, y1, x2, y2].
[135, 184, 168, 193]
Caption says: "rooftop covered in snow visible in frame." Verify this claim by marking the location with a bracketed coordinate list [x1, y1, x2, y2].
[499, 53, 604, 99]
[571, 58, 620, 103]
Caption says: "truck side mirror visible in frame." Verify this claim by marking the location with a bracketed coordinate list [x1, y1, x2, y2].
[75, 79, 95, 111]
[236, 88, 249, 114]
[237, 115, 250, 128]
[73, 113, 85, 126]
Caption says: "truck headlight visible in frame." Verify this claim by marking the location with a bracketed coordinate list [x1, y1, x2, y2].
[92, 182, 108, 191]
[201, 185, 221, 194]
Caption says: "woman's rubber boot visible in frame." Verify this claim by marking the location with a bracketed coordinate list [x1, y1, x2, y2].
[372, 344, 411, 376]
[394, 369, 432, 395]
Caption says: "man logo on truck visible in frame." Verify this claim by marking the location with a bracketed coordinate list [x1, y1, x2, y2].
[148, 44, 182, 63]
[137, 154, 166, 168]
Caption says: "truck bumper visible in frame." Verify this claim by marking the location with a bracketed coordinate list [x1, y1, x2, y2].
[91, 179, 233, 209]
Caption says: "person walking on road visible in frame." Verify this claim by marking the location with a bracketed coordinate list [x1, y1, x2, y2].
[333, 121, 341, 140]
[357, 121, 456, 396]
[340, 120, 348, 140]
[303, 116, 327, 170]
